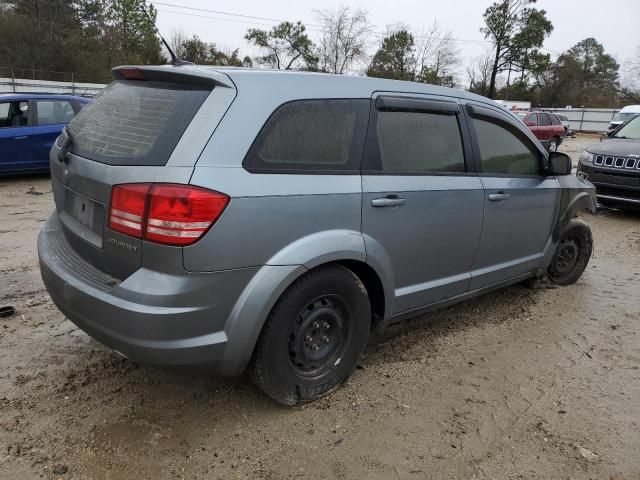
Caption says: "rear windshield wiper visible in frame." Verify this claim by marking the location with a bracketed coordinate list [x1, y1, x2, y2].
[57, 125, 73, 163]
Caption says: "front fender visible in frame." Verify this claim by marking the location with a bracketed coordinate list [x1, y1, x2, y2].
[554, 176, 597, 241]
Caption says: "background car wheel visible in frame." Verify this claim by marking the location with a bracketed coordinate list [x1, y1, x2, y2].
[249, 265, 371, 405]
[548, 219, 593, 286]
[548, 138, 558, 152]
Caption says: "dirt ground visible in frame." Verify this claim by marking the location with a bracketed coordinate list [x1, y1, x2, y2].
[1, 134, 639, 480]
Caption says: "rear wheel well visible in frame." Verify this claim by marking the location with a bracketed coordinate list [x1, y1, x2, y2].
[334, 260, 385, 329]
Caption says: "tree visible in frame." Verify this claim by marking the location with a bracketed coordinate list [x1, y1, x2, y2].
[245, 21, 317, 70]
[315, 6, 372, 74]
[366, 25, 460, 86]
[467, 52, 494, 96]
[169, 28, 188, 60]
[0, 0, 87, 75]
[481, 0, 552, 98]
[104, 0, 164, 66]
[536, 38, 619, 107]
[414, 22, 460, 87]
[180, 35, 252, 67]
[366, 28, 416, 81]
[620, 46, 640, 104]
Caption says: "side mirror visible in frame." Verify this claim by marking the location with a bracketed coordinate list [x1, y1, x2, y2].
[525, 120, 536, 127]
[548, 152, 572, 176]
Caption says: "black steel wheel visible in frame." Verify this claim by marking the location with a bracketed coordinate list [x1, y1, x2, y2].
[250, 265, 371, 405]
[548, 219, 593, 286]
[288, 295, 352, 377]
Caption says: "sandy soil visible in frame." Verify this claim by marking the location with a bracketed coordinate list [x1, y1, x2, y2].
[1, 135, 639, 480]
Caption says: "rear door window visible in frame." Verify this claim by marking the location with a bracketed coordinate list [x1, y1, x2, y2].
[0, 101, 29, 128]
[35, 100, 76, 125]
[538, 113, 551, 126]
[243, 99, 369, 173]
[473, 118, 541, 176]
[68, 80, 211, 166]
[370, 110, 465, 173]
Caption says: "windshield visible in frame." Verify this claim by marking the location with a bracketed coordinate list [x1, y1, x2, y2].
[612, 115, 640, 139]
[612, 112, 637, 123]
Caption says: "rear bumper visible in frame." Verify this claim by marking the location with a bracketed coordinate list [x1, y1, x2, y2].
[38, 213, 266, 373]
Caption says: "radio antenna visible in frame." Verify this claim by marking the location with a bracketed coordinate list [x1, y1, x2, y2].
[140, 1, 192, 66]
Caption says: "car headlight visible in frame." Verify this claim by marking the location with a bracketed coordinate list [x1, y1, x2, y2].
[579, 151, 593, 164]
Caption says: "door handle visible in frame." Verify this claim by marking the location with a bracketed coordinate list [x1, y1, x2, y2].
[13, 135, 29, 140]
[371, 195, 406, 208]
[488, 192, 510, 202]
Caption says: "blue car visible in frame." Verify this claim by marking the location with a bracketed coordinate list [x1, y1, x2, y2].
[0, 93, 90, 176]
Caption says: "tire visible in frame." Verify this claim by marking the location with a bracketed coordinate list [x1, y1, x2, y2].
[249, 265, 371, 405]
[548, 137, 558, 152]
[548, 219, 593, 286]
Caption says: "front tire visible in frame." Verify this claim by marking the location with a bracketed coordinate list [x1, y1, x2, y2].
[548, 219, 593, 286]
[249, 265, 371, 405]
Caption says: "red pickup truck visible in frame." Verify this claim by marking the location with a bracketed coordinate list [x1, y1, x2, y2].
[516, 111, 565, 152]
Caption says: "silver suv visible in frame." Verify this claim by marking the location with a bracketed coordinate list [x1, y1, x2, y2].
[38, 66, 596, 404]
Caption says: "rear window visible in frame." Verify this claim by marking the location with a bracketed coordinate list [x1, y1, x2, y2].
[68, 80, 210, 166]
[243, 99, 369, 173]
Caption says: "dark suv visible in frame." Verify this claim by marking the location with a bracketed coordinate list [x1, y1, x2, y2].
[577, 114, 640, 208]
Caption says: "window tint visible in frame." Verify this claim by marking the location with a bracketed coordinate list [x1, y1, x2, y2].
[549, 114, 562, 125]
[243, 99, 369, 172]
[473, 118, 540, 175]
[68, 80, 210, 166]
[36, 100, 75, 125]
[373, 111, 465, 173]
[0, 101, 29, 128]
[538, 113, 551, 126]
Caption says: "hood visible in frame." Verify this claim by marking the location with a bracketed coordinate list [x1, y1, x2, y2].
[587, 138, 640, 157]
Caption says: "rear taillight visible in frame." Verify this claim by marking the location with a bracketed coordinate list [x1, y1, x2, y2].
[108, 184, 229, 246]
[109, 183, 150, 238]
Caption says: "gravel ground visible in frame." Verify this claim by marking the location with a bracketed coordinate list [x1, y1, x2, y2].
[1, 135, 639, 480]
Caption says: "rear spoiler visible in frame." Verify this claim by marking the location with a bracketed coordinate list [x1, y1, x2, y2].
[111, 65, 234, 89]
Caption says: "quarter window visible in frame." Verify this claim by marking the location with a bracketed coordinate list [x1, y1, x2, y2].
[243, 99, 369, 172]
[372, 110, 465, 173]
[473, 118, 540, 176]
[36, 100, 76, 125]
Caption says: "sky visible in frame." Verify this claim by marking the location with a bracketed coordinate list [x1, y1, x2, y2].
[151, 0, 640, 76]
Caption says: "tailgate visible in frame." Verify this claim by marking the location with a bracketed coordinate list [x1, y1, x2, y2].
[50, 66, 236, 279]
